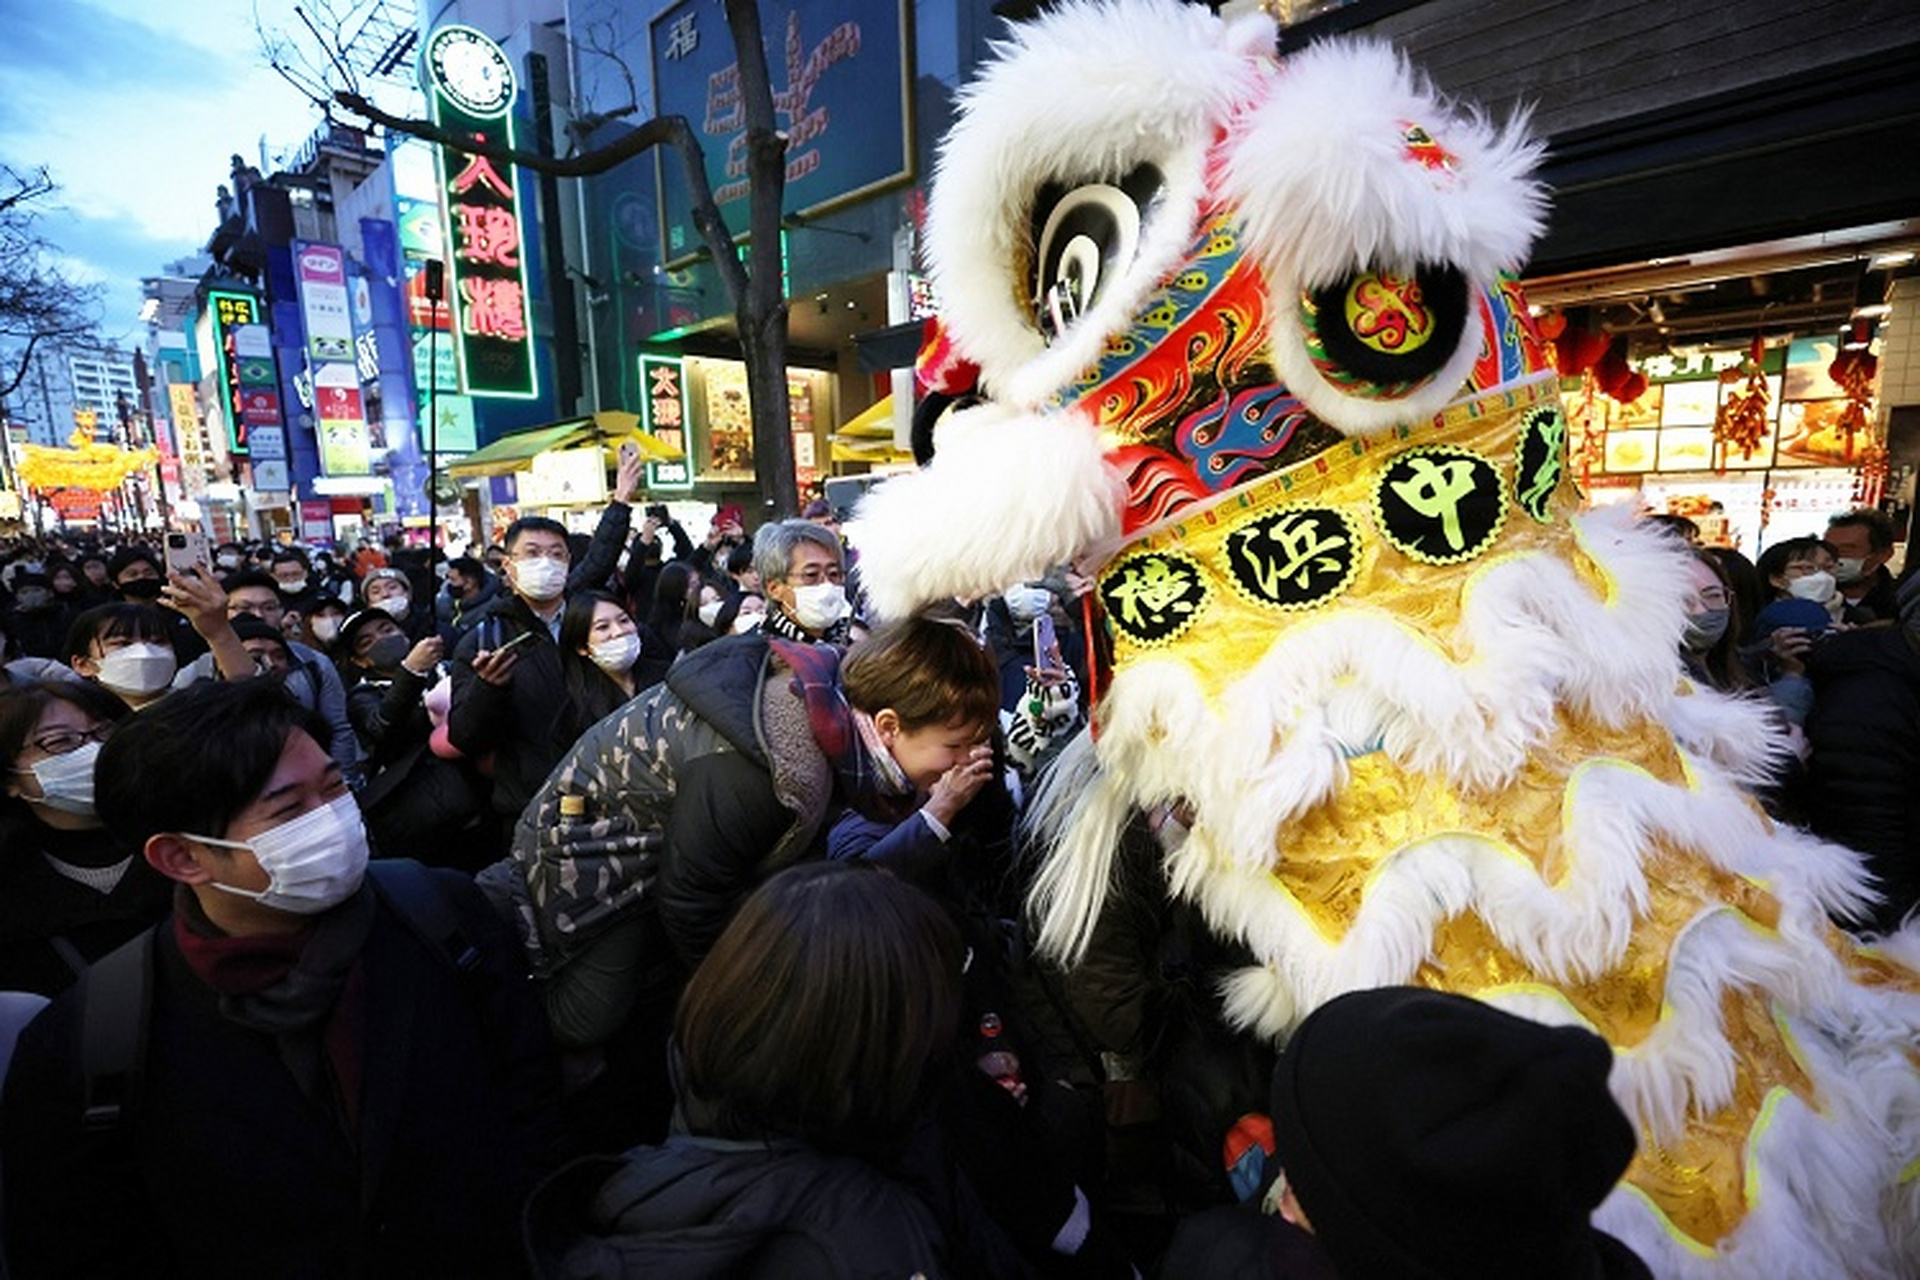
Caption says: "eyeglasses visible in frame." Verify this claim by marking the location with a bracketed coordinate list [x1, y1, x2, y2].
[512, 548, 570, 564]
[29, 723, 113, 757]
[790, 565, 845, 586]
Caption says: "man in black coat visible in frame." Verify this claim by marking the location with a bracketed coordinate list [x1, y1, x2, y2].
[447, 453, 643, 828]
[0, 680, 564, 1278]
[1800, 570, 1920, 933]
[1826, 508, 1901, 626]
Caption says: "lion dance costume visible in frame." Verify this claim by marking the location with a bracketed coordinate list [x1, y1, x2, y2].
[850, 1, 1920, 1272]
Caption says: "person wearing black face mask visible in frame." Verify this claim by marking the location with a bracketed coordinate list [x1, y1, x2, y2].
[106, 546, 165, 603]
[4, 571, 74, 660]
[105, 546, 209, 664]
[439, 555, 502, 636]
[335, 610, 488, 870]
[336, 610, 442, 748]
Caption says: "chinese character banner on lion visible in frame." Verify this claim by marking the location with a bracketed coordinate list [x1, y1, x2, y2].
[846, 1, 1920, 1273]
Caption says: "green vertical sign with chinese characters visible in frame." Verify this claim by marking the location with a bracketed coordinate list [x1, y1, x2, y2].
[209, 290, 262, 452]
[424, 25, 538, 399]
[639, 353, 693, 490]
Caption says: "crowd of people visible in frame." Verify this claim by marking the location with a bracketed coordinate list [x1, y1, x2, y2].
[1667, 506, 1919, 932]
[0, 481, 1910, 1277]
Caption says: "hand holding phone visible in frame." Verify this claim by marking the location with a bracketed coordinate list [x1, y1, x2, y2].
[1031, 611, 1062, 674]
[474, 628, 535, 686]
[492, 628, 537, 657]
[164, 530, 211, 577]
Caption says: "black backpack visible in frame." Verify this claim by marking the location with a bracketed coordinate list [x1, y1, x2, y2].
[76, 860, 482, 1131]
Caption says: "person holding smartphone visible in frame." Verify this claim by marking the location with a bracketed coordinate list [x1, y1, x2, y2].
[446, 447, 648, 852]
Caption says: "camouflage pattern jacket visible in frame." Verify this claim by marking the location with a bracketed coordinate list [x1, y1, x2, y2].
[495, 634, 835, 988]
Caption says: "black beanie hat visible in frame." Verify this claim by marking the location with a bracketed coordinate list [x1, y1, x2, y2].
[1270, 987, 1638, 1280]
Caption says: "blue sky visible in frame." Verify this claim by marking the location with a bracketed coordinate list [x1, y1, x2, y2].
[0, 0, 346, 344]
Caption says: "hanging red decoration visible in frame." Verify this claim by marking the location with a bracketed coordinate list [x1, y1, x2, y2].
[1568, 372, 1605, 489]
[1713, 335, 1770, 460]
[1591, 336, 1645, 403]
[1828, 337, 1878, 461]
[1550, 324, 1610, 379]
[1852, 441, 1889, 507]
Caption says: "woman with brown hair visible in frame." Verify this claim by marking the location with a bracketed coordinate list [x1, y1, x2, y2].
[533, 862, 962, 1276]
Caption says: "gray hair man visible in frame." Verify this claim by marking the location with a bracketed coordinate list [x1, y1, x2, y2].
[753, 519, 857, 645]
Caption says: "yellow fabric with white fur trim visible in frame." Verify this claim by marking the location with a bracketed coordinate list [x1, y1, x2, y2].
[1089, 374, 1870, 1248]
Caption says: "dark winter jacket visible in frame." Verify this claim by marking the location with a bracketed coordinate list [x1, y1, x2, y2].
[443, 570, 504, 635]
[1840, 566, 1900, 627]
[529, 1138, 951, 1279]
[449, 592, 576, 819]
[1800, 626, 1920, 931]
[0, 818, 171, 997]
[1, 867, 565, 1279]
[348, 667, 490, 870]
[446, 501, 636, 817]
[486, 636, 833, 1050]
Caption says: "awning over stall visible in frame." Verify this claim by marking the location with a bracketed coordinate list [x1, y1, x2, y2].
[444, 412, 683, 479]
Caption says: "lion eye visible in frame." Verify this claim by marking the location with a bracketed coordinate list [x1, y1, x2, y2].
[1030, 163, 1163, 341]
[1298, 264, 1471, 400]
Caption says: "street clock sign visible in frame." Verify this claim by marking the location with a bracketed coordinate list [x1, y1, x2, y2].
[425, 25, 515, 118]
[423, 24, 538, 399]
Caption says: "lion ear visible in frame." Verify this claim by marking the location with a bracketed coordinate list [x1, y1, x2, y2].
[1222, 40, 1546, 433]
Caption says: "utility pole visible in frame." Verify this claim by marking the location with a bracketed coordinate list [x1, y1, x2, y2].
[424, 259, 444, 557]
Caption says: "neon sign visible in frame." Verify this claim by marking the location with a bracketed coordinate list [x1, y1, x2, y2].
[639, 354, 692, 490]
[208, 290, 264, 452]
[425, 25, 537, 399]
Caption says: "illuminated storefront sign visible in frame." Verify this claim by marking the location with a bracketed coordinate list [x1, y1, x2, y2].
[294, 242, 356, 365]
[425, 24, 537, 399]
[315, 364, 372, 477]
[208, 290, 264, 451]
[639, 353, 692, 489]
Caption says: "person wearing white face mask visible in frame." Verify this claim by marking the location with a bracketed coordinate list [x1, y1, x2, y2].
[730, 592, 768, 635]
[1824, 508, 1901, 626]
[63, 603, 183, 710]
[1, 678, 568, 1276]
[0, 681, 170, 996]
[448, 502, 638, 843]
[361, 567, 432, 641]
[558, 591, 671, 733]
[753, 519, 864, 648]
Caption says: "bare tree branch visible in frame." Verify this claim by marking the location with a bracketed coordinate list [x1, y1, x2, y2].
[568, 19, 642, 149]
[0, 169, 101, 406]
[0, 165, 55, 217]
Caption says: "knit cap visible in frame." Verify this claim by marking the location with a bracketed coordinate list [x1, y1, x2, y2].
[360, 567, 411, 602]
[1270, 987, 1638, 1280]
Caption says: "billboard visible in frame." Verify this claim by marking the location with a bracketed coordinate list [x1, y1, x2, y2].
[650, 0, 911, 264]
[314, 364, 372, 476]
[293, 241, 356, 365]
[639, 353, 692, 490]
[208, 290, 264, 452]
